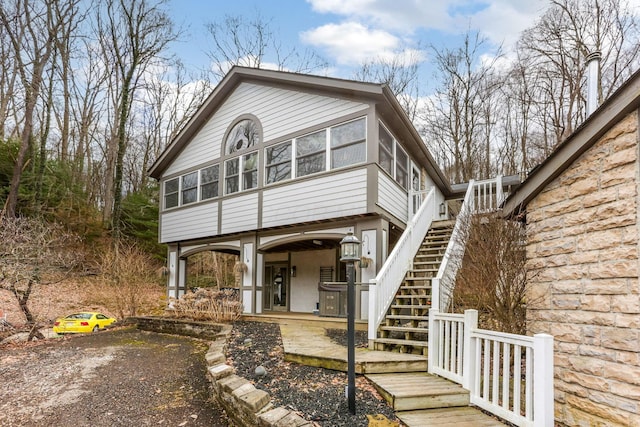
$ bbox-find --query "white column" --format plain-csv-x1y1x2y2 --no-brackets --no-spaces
533,333,555,427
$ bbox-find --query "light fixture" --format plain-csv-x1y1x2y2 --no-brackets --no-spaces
439,202,446,216
340,232,361,262
291,266,297,277
312,239,323,246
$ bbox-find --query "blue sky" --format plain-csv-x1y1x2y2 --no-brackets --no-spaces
167,0,549,79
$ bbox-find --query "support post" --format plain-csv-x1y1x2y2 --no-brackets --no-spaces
346,261,356,415
427,308,438,373
533,333,554,427
462,309,478,390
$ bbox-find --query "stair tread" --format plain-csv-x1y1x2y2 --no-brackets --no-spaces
374,337,428,347
380,325,429,333
386,314,430,320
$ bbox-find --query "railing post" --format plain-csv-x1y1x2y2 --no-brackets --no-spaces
462,309,478,390
431,277,440,312
428,308,438,373
367,279,378,344
533,333,554,427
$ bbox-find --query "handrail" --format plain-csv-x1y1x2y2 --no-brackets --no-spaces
367,187,436,341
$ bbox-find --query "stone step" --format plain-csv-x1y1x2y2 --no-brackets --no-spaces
366,373,469,412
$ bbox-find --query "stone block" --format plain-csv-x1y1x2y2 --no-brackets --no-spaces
580,294,611,312
259,407,291,426
582,186,618,208
579,344,617,362
556,265,587,281
590,261,638,280
208,363,233,381
601,163,636,188
232,382,257,399
584,278,630,295
536,237,576,257
601,327,639,352
218,374,248,393
558,370,609,392
568,355,605,376
532,187,567,207
542,198,583,217
568,178,598,198
603,362,640,386
577,229,621,251
566,394,634,426
238,389,271,412
552,280,583,294
611,381,640,400
552,295,581,311
205,350,226,365
611,295,640,313
615,313,640,328
550,322,583,342
603,147,637,171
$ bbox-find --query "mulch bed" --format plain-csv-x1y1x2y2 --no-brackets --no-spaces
227,321,399,427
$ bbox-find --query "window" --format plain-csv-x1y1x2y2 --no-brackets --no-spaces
243,152,258,190
266,141,292,184
395,147,408,189
331,118,366,169
379,124,393,175
225,158,239,194
181,172,198,204
164,178,179,209
200,165,219,200
225,119,260,154
296,130,326,177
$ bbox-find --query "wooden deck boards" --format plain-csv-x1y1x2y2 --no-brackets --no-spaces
397,407,506,426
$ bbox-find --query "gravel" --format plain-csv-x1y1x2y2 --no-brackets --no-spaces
0,321,399,427
226,321,399,427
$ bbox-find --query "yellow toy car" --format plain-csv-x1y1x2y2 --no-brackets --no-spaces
53,312,117,334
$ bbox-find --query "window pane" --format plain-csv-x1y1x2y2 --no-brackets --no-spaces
266,142,291,164
201,165,219,200
379,124,393,175
267,163,292,183
331,118,365,147
164,192,178,209
332,142,366,169
296,130,326,156
396,147,408,189
243,152,258,190
266,142,292,184
201,183,218,199
201,165,219,184
165,178,178,194
225,158,239,194
182,172,197,189
182,188,197,204
297,152,325,177
225,119,260,154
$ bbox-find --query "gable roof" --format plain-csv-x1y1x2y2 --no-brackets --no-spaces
148,66,452,194
503,68,640,214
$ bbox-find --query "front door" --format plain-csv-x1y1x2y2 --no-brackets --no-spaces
264,263,288,312
411,163,422,215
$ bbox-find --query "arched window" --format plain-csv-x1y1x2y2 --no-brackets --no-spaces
225,118,260,155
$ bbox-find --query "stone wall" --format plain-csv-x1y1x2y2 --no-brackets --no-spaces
526,112,640,426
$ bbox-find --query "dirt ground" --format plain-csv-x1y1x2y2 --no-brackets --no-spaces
0,327,228,427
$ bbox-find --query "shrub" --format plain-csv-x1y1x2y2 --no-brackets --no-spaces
167,288,243,323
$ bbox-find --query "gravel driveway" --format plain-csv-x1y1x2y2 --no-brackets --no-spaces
0,327,228,427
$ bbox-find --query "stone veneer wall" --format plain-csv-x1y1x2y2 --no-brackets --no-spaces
526,112,640,426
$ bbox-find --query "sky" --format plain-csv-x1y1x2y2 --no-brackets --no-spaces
167,0,550,81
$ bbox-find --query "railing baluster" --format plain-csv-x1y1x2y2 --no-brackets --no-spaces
526,346,533,420
483,338,490,399
514,345,522,416
492,340,500,405
503,342,511,411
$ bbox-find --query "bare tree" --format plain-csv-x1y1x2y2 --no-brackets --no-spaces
0,0,79,218
0,216,81,340
422,31,502,183
96,0,177,236
353,49,424,121
204,12,328,81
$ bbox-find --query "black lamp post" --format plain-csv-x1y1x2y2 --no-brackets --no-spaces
340,231,360,415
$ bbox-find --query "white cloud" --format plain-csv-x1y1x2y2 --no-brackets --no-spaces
301,22,404,65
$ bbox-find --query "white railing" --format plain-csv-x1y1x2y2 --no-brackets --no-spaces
473,175,505,212
428,309,554,427
368,187,437,341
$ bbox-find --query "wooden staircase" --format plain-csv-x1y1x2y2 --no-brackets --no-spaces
372,220,454,356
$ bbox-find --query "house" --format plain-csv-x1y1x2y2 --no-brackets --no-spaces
503,68,640,426
148,66,454,319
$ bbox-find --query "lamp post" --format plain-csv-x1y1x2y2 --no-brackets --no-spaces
340,231,360,415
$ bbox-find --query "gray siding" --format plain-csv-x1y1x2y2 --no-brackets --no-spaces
165,82,368,176
262,169,367,228
221,193,259,234
378,171,408,222
160,202,218,243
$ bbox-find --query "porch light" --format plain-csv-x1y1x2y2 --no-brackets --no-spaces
340,232,361,262
439,202,446,216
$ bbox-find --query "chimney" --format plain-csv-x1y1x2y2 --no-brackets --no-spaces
586,51,601,116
